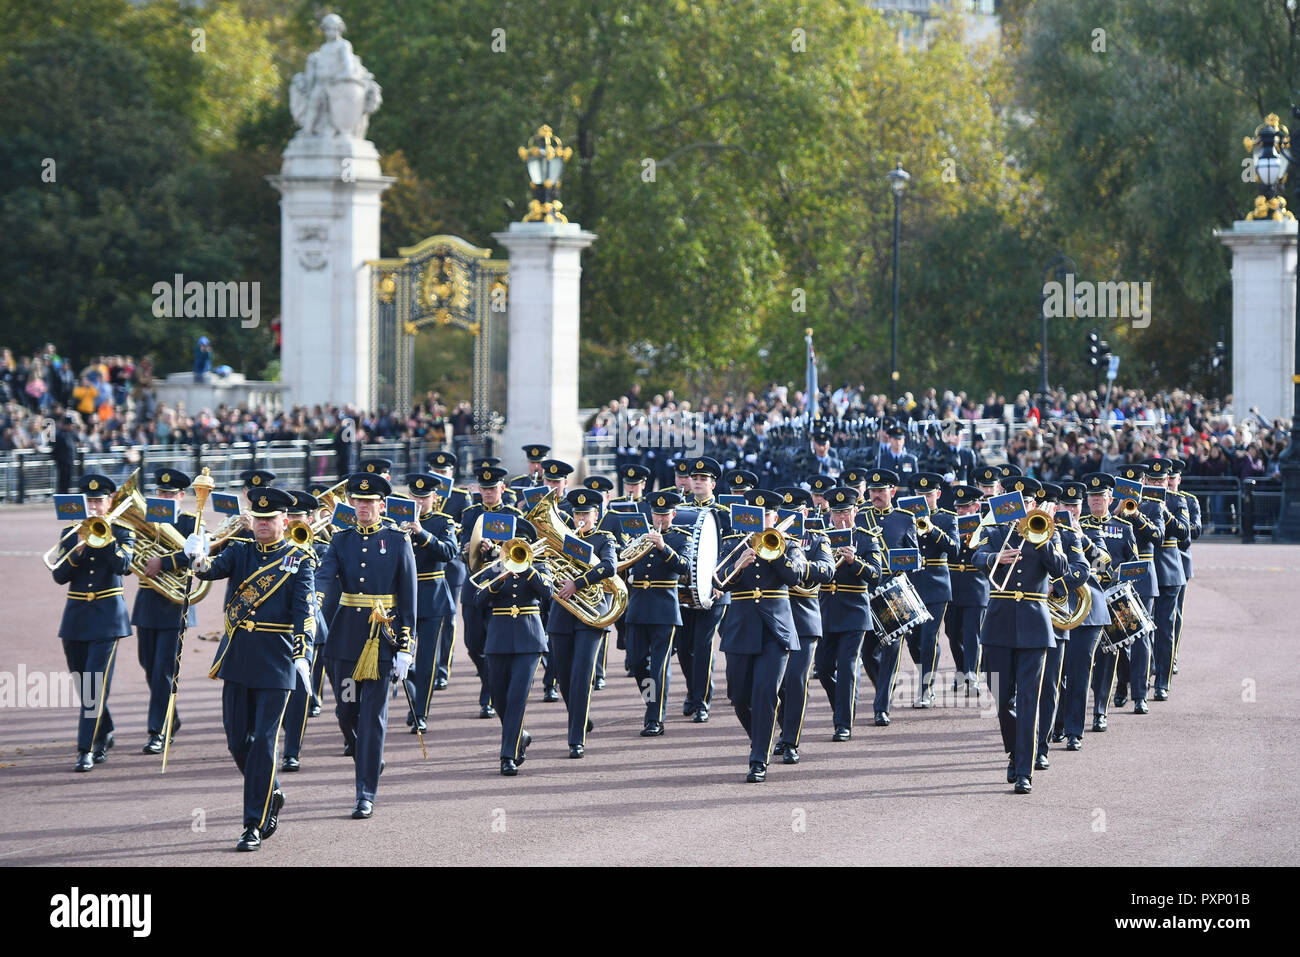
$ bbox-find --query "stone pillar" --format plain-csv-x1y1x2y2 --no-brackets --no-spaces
1214,219,1298,421
490,221,597,475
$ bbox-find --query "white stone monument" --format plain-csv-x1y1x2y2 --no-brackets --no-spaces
491,221,597,475
1214,218,1297,421
268,14,392,410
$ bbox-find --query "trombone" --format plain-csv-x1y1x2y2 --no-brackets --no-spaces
469,537,549,591
44,496,135,571
715,514,796,589
989,512,1056,591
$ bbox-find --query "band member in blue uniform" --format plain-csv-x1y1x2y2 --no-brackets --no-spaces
1142,458,1188,702
812,487,882,743
875,426,917,476
306,482,339,716
427,451,473,690
949,485,990,694
535,458,575,700
1080,473,1140,732
858,470,918,726
189,486,314,850
458,466,524,718
1052,481,1113,751
612,465,654,515
622,491,692,736
474,518,547,775
715,489,806,782
132,467,196,754
316,473,417,819
280,490,327,772
583,474,618,690
402,473,459,734
677,456,731,722
51,473,134,772
547,489,619,757
1166,459,1200,673
1111,464,1164,713
904,472,960,708
972,476,1069,794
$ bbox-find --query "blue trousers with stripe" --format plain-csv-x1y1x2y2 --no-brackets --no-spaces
816,630,864,732
221,682,289,829
551,628,603,747
625,624,675,726
778,634,818,747
488,652,539,760
62,637,120,752
725,629,790,765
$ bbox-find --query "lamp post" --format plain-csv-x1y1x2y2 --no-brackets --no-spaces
1245,110,1300,541
886,161,910,393
517,124,573,223
1038,253,1077,424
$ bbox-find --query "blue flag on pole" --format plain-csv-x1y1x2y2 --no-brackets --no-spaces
805,328,818,419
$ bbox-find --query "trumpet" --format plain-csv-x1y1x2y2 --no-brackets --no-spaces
715,515,796,589
990,512,1055,591
1117,497,1141,519
469,537,549,591
915,514,932,537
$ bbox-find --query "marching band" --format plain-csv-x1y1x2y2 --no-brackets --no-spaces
45,424,1205,850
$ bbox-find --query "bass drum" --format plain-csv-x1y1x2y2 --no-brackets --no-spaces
672,507,719,610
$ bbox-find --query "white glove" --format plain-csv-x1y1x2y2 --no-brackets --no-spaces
392,651,414,682
183,533,205,560
295,658,312,689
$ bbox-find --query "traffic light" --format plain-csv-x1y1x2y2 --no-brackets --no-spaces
1211,340,1226,369
1087,330,1101,366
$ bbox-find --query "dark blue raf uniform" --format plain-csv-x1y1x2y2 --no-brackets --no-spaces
1169,460,1200,670
583,475,619,689
281,491,330,771
131,468,197,753
716,490,807,781
676,457,731,721
875,428,918,477
403,473,460,733
903,474,960,705
535,459,575,698
1080,474,1141,729
948,486,990,691
428,451,473,689
858,473,919,723
972,477,1069,792
458,466,524,717
547,489,619,756
776,490,837,757
814,489,883,740
1143,459,1188,701
51,473,134,770
1110,464,1164,709
317,474,417,817
622,492,692,735
193,487,314,850
474,519,548,774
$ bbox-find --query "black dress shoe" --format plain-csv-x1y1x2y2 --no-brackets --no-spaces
1034,754,1050,771
74,752,93,772
543,688,560,703
1014,775,1032,794
282,755,301,772
1113,694,1128,708
500,757,518,776
343,742,355,757
682,700,696,717
171,717,182,735
874,712,890,727
352,799,374,819
782,747,799,765
433,678,449,690
1153,688,1169,701
1066,736,1082,751
691,710,709,723
1007,756,1016,784
479,705,497,719
516,730,532,764
405,711,415,727
1134,699,1149,714
569,744,585,759
1092,714,1108,732
640,722,664,737
746,762,767,783
262,789,285,839
142,733,164,755
411,717,427,734
832,727,851,742
1171,662,1179,675
1050,728,1066,743
309,703,323,718
586,717,595,733
92,733,114,764
912,693,935,709
592,677,606,691
236,826,261,851
772,741,786,755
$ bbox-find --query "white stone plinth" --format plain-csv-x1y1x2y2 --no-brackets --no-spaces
1214,219,1297,422
267,133,392,410
490,221,597,475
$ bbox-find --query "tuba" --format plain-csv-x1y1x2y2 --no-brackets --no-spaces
525,490,628,629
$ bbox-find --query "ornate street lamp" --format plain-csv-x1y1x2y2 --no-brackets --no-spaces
517,124,573,223
886,161,910,390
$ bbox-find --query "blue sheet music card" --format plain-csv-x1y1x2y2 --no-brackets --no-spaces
428,472,453,496
618,513,649,537
385,497,416,524
989,491,1027,524
518,485,548,511
607,501,639,513
212,492,241,516
897,495,928,515
730,504,764,534
562,535,593,564
957,513,982,536
1115,478,1142,502
1055,509,1072,526
332,503,357,529
1119,561,1149,582
890,548,922,572
54,494,88,521
145,497,178,525
719,494,747,507
805,516,826,532
777,508,804,537
826,527,854,549
482,513,516,543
